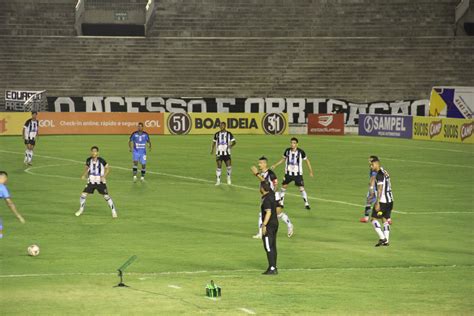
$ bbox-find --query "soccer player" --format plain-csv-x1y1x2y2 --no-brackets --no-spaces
0,171,25,224
210,122,236,185
369,157,394,247
129,122,152,182
23,111,39,166
259,180,279,275
271,137,314,209
360,155,378,223
251,156,293,238
75,146,117,218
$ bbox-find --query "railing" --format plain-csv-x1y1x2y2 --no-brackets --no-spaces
75,0,85,35
145,0,157,36
455,0,470,24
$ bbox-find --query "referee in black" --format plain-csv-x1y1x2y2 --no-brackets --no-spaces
260,181,279,275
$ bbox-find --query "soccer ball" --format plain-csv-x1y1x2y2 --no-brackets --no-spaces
27,245,40,257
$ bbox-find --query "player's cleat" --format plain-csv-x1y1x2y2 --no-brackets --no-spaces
227,178,232,185
262,268,278,275
359,216,369,223
112,211,118,219
215,180,221,186
133,176,137,182
382,241,390,246
252,233,262,239
140,177,145,182
27,162,33,166
305,204,311,210
375,238,388,247
75,208,84,217
287,224,294,238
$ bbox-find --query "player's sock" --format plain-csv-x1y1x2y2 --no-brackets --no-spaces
141,167,146,178
300,189,309,205
132,165,138,176
29,150,34,162
383,222,390,241
226,166,232,178
364,205,371,217
278,212,292,227
24,150,28,163
104,195,116,213
280,187,287,200
80,193,87,210
216,168,221,182
372,220,385,240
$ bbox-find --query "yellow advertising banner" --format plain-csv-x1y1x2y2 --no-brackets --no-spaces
0,112,31,136
413,116,473,143
165,113,288,135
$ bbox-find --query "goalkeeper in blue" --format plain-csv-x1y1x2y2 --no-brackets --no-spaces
128,123,152,182
360,156,378,223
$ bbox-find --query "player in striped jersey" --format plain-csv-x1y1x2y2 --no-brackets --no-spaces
251,157,294,238
271,138,314,210
75,146,118,218
360,155,379,223
23,111,39,166
0,171,26,224
129,123,152,182
369,157,394,247
210,122,236,185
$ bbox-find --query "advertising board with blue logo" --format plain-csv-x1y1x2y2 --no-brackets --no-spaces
359,114,413,139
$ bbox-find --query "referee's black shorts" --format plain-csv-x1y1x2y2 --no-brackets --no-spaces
371,202,393,219
83,183,108,195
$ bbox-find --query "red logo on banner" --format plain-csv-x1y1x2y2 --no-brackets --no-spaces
307,114,344,135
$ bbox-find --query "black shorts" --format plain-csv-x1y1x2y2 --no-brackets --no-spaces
282,174,304,187
24,139,36,146
216,155,231,162
83,183,108,195
371,202,393,219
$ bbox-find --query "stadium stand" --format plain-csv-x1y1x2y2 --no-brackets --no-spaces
0,0,473,107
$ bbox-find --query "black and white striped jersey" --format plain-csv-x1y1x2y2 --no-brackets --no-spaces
213,131,235,156
86,157,108,184
261,169,278,191
283,148,307,176
376,167,394,203
23,119,39,140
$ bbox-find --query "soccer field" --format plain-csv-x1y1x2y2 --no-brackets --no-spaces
0,135,473,315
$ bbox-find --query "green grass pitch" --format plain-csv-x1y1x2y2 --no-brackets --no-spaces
0,135,472,315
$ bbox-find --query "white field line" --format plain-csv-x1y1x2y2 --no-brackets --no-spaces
239,307,256,315
0,264,470,279
168,284,182,289
315,138,474,154
1,150,472,215
381,157,474,169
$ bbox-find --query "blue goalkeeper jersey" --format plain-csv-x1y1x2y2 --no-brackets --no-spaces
130,131,150,153
0,184,10,199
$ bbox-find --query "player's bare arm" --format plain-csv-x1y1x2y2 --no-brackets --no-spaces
251,166,265,181
5,197,25,224
271,157,285,170
128,139,133,152
81,165,89,180
305,159,314,177
368,176,376,201
210,141,216,155
231,139,236,148
102,164,110,182
147,139,152,151
375,183,383,211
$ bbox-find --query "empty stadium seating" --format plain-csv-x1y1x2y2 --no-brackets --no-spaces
0,0,76,36
149,0,458,37
0,36,473,105
0,0,472,107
